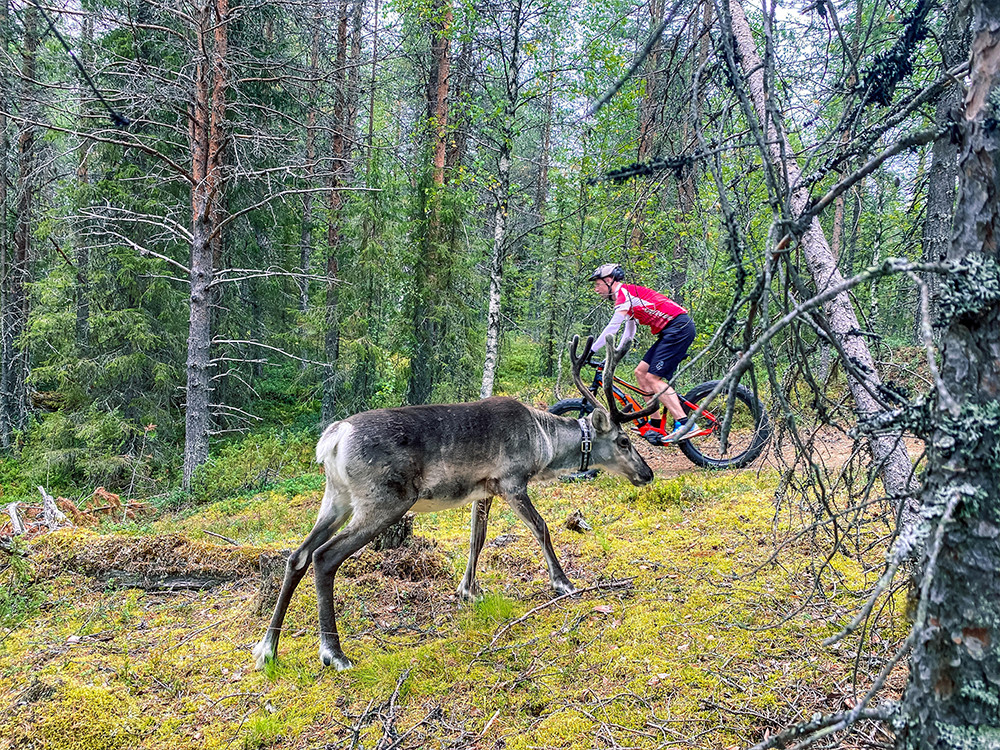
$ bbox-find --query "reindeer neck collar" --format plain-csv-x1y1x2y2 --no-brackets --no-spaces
577,418,593,472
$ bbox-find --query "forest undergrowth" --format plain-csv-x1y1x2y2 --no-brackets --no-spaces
0,463,907,750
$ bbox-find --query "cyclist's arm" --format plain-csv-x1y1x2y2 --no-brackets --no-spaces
592,314,635,353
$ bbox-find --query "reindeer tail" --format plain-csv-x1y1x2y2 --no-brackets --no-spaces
316,421,351,465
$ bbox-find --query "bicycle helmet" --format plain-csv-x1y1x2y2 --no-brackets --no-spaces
588,263,625,282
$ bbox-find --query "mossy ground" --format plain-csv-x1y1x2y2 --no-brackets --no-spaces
0,468,906,750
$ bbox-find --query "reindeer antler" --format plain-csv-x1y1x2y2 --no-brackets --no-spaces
570,335,607,414
569,334,668,424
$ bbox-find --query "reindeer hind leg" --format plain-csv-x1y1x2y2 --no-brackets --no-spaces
457,496,493,601
312,499,410,670
252,489,351,670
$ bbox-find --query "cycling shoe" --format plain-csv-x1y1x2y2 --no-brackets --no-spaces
664,421,700,442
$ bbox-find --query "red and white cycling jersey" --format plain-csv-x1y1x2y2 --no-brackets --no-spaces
593,283,687,352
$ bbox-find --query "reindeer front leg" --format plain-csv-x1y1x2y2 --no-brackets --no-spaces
457,497,493,601
504,487,576,597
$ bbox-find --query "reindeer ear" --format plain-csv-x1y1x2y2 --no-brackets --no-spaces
592,408,614,434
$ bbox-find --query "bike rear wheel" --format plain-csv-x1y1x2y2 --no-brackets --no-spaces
676,381,771,469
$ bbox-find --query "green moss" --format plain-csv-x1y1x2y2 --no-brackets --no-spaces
934,723,1000,750
16,684,153,750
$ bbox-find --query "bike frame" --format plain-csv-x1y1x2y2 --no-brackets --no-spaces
587,363,715,440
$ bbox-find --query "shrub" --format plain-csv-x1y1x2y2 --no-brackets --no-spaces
190,431,316,505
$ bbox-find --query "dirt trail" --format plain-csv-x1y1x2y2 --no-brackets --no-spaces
634,428,925,479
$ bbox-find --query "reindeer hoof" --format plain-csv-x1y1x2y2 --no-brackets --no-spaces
252,639,275,671
320,648,353,671
554,581,578,597
456,582,482,602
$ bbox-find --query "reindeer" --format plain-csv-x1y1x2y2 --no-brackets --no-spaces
253,335,664,671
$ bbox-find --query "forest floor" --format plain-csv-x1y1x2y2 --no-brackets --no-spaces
0,433,916,750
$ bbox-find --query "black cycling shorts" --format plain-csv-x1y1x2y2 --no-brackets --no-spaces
642,314,696,380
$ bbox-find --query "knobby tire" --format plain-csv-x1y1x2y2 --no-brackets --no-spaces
676,381,771,470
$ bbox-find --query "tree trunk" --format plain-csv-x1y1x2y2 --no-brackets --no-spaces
75,14,94,350
480,1,522,399
636,0,663,164
299,1,320,339
408,0,453,405
428,4,451,196
480,145,511,399
672,0,712,300
0,4,38,450
0,3,6,434
914,5,965,344
629,0,664,253
896,2,1000,744
183,0,229,489
539,49,557,377
725,0,917,521
322,0,351,424
352,0,381,411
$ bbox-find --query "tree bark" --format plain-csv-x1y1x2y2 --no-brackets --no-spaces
0,3,6,433
299,1,321,333
183,0,229,488
408,0,453,405
480,0,522,399
895,3,1000,744
429,4,452,195
914,4,965,344
75,13,94,350
540,48,558,377
725,0,917,521
0,4,38,450
672,0,712,300
629,0,665,253
322,0,351,424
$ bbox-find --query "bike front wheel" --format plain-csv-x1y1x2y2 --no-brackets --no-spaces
676,381,771,469
548,398,594,419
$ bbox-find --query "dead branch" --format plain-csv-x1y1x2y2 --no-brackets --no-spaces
6,503,26,536
477,578,635,657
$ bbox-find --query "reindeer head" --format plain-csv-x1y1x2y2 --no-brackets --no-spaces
570,335,659,486
586,406,654,485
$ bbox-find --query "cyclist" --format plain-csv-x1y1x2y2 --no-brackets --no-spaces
588,262,697,443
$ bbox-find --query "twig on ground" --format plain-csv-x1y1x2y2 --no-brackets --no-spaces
204,530,238,545
476,578,634,658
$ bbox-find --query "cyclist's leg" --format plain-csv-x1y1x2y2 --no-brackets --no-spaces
640,316,696,423
636,359,685,420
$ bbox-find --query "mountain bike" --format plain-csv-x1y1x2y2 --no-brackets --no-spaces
549,358,771,470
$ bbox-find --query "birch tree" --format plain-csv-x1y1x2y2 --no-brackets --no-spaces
480,0,527,399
